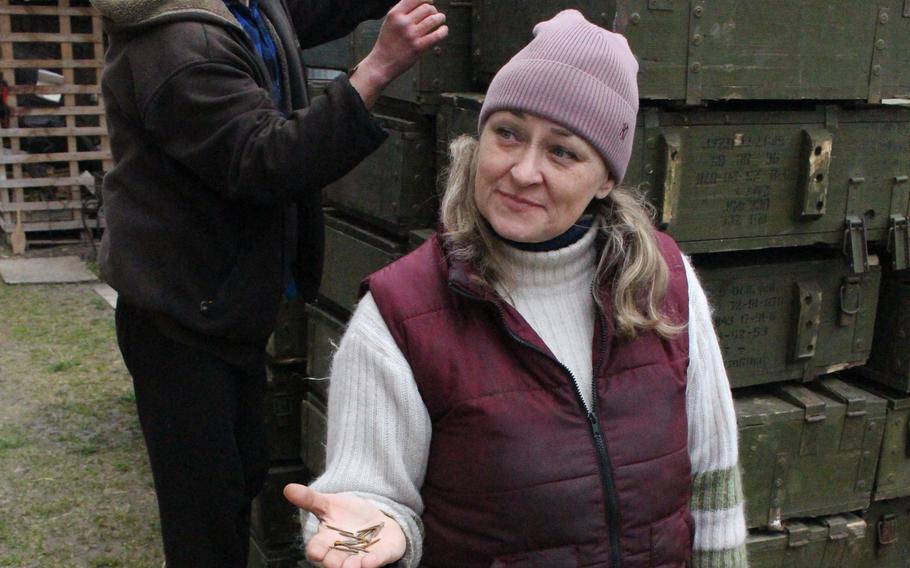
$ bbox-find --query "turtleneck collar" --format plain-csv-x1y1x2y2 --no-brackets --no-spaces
497,219,599,292
498,215,594,252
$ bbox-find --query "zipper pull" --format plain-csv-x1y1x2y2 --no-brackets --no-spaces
588,412,604,442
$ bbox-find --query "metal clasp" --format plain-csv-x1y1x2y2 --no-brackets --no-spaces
844,216,870,273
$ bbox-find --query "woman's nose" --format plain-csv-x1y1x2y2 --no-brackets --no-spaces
510,148,544,187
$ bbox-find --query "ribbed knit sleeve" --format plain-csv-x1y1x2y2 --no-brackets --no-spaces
683,256,749,567
302,292,431,567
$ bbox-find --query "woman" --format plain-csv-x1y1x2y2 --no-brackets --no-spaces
286,10,748,568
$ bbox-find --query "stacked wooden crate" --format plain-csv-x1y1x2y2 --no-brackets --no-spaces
0,0,110,245
263,1,910,566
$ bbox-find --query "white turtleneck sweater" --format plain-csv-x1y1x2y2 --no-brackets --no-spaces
305,225,748,567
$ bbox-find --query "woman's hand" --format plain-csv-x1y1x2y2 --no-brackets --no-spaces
284,483,407,568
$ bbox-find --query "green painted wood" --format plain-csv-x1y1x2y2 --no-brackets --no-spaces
319,214,405,315
263,363,307,463
304,302,344,401
324,112,437,235
867,278,910,393
746,514,866,568
303,34,354,70
696,252,881,387
267,297,308,363
353,0,473,111
736,379,886,530
634,106,910,254
851,381,910,502
855,497,910,567
473,1,910,102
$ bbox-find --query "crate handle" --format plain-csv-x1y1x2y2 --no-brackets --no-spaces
657,132,682,229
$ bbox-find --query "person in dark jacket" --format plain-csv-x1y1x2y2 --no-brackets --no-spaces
284,10,748,568
90,0,447,565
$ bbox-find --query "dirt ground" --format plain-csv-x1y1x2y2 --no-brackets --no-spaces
0,242,163,567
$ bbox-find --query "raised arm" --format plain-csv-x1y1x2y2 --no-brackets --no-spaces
683,256,749,567
285,292,432,567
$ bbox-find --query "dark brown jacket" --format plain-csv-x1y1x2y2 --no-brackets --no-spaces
95,0,393,344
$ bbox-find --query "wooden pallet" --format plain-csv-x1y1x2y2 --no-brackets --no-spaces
0,0,110,238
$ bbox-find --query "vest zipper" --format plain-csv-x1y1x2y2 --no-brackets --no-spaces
449,282,623,568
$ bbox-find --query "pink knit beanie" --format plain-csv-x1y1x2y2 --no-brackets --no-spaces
478,9,639,183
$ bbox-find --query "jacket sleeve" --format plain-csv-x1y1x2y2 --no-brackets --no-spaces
683,256,750,568
141,58,387,205
303,292,430,567
285,0,397,48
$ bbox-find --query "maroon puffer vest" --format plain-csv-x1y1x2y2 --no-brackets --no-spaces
365,232,692,568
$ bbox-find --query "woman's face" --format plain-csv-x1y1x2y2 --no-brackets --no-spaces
474,110,614,243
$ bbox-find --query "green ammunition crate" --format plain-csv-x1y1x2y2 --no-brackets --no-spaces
857,497,910,567
472,1,910,104
853,382,910,502
866,278,910,392
264,363,308,463
746,513,866,568
697,252,881,388
303,34,354,71
300,393,327,477
304,302,344,401
248,537,301,568
267,297,308,364
436,96,910,257
632,106,910,256
319,214,405,315
251,463,307,547
323,113,437,236
736,378,886,530
352,0,473,111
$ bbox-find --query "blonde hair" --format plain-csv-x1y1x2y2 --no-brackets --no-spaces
440,135,684,340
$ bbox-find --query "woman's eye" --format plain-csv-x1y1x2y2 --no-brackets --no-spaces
495,127,516,140
552,146,579,161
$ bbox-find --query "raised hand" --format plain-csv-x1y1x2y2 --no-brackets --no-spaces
349,0,449,108
284,483,407,568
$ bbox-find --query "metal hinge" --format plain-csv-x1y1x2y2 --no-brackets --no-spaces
844,216,870,273
888,215,910,271
793,281,823,360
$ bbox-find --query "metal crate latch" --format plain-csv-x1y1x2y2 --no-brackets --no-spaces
799,128,832,219
839,276,862,328
878,514,897,546
844,216,870,274
889,216,910,271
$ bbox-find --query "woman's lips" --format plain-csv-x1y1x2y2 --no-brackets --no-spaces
496,190,544,211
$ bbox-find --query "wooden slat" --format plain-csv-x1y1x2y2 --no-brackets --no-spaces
0,6,96,17
0,150,110,164
0,218,88,232
3,32,98,43
8,84,101,95
0,176,88,189
1,126,108,137
14,106,105,116
0,200,83,212
1,58,104,69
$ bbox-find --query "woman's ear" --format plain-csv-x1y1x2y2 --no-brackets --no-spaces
595,177,616,200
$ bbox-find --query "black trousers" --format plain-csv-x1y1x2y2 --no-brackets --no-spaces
115,302,268,568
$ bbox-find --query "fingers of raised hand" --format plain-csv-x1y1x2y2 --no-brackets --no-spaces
391,0,435,16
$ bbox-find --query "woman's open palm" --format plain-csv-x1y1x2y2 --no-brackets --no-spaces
284,483,407,568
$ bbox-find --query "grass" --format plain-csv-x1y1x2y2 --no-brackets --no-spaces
0,254,162,567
